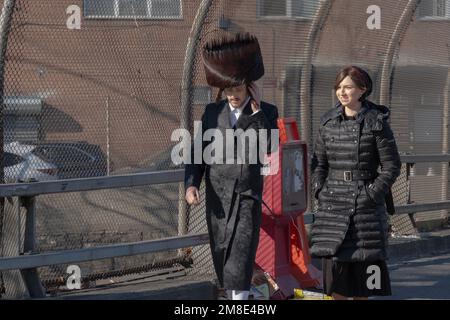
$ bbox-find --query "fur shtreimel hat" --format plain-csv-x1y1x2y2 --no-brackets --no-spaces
202,32,264,88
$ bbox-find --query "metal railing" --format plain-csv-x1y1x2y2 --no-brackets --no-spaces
0,169,210,298
1,154,450,298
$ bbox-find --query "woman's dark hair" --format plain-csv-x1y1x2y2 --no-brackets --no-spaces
334,65,372,101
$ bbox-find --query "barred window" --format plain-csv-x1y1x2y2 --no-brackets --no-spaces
84,0,182,19
418,0,450,19
258,0,319,18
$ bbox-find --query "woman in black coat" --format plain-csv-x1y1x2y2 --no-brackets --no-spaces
185,33,278,300
310,66,401,300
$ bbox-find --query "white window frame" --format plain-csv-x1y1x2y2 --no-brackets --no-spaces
418,0,450,20
257,0,318,20
84,0,183,20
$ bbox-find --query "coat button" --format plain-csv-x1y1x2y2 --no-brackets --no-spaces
352,128,356,132
352,193,356,196
354,140,358,143
328,206,332,210
350,208,354,213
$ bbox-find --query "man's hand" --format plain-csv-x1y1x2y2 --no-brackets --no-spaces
248,82,261,113
185,186,200,205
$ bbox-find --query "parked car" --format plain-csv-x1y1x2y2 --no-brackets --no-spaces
3,141,59,183
29,142,110,179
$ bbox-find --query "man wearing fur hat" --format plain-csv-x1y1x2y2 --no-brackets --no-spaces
185,33,278,300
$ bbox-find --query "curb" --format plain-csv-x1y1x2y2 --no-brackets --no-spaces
388,230,450,262
45,278,217,300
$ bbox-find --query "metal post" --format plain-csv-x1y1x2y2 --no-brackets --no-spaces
177,0,214,243
378,0,421,235
299,0,333,214
19,196,45,298
442,64,450,222
379,0,421,105
0,0,18,297
405,163,418,229
406,163,411,203
300,0,333,145
106,96,111,176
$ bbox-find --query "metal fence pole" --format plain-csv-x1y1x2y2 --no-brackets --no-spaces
442,65,450,223
300,0,333,144
0,0,17,297
379,0,421,105
405,162,418,229
178,0,214,243
19,196,45,298
300,0,333,214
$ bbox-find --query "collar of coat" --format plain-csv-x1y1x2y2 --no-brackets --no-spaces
320,100,391,130
214,98,254,129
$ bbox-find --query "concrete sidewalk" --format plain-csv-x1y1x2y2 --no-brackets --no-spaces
376,252,450,300
387,227,450,262
46,274,217,300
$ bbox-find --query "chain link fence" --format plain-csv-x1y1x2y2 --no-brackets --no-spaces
1,0,450,298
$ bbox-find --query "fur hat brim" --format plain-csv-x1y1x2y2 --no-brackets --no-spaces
202,33,264,88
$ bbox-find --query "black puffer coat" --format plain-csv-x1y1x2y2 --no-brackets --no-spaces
310,100,401,262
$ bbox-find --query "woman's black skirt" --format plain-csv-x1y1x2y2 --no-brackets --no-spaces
322,258,392,297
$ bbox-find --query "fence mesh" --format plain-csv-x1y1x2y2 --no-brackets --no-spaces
0,0,450,298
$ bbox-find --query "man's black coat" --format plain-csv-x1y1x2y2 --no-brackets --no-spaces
185,98,278,290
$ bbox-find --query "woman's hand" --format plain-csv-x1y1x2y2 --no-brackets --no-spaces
248,82,261,113
185,186,200,205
